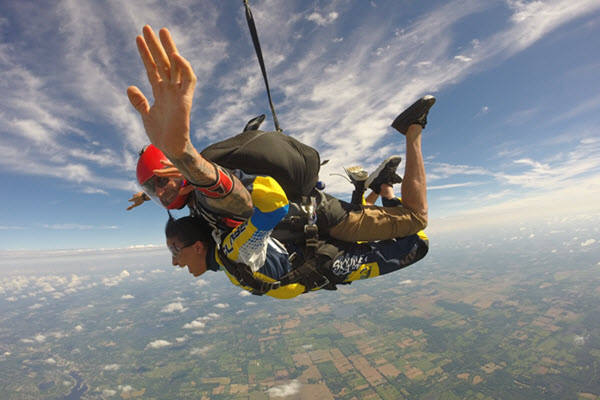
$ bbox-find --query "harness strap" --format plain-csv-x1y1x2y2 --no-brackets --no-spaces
242,0,282,132
217,247,281,296
217,239,345,296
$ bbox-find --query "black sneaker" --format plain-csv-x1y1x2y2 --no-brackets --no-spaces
365,156,402,194
391,95,436,135
243,114,266,132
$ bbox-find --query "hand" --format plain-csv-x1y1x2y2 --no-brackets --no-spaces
127,25,196,159
154,159,183,179
127,191,148,211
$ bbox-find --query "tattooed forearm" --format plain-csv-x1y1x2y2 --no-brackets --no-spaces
205,177,253,216
169,147,253,216
170,151,216,186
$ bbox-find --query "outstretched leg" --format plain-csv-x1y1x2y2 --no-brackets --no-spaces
399,124,427,221
324,96,434,241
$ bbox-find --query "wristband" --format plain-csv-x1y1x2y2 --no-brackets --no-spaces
194,163,234,199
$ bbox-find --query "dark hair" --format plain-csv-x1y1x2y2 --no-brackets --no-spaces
165,214,213,245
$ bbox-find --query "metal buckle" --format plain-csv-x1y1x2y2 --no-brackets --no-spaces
313,276,330,290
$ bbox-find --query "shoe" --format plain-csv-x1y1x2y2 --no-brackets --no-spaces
344,166,368,191
243,114,266,132
365,156,402,194
391,95,436,135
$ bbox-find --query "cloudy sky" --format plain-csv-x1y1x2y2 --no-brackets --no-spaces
1,0,599,251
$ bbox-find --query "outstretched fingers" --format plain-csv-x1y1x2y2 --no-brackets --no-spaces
159,28,181,84
142,25,171,83
173,52,196,91
135,35,160,87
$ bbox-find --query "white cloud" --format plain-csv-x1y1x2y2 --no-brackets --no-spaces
581,239,596,247
193,279,209,287
102,389,117,397
74,325,83,332
266,380,302,398
102,270,130,287
239,290,252,297
146,340,172,349
429,176,600,235
183,313,220,330
429,182,483,190
574,335,587,346
2,276,30,292
190,346,212,356
183,320,206,330
67,274,84,288
45,358,57,365
306,11,338,26
454,55,472,63
103,364,121,371
34,334,47,343
42,223,118,230
161,302,188,313
121,294,134,300
118,385,135,393
214,303,229,309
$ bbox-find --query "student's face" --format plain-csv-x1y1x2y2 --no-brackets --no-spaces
167,237,207,277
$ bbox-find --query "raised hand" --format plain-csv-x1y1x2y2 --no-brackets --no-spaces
154,159,183,179
127,25,196,159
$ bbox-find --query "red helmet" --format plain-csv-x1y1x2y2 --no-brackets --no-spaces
136,144,189,209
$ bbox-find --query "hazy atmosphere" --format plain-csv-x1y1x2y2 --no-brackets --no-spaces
0,1,599,399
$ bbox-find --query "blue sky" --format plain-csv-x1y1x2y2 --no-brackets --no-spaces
0,0,599,252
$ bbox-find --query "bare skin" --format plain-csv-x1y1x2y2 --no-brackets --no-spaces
167,236,209,277
364,191,379,206
127,192,148,210
127,25,252,216
399,124,428,221
365,124,426,220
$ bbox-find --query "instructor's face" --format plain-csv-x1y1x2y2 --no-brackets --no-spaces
167,237,207,277
155,177,180,207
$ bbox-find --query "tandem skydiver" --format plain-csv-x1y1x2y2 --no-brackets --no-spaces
126,26,433,295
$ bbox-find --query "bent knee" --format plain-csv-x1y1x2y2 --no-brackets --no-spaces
409,209,427,232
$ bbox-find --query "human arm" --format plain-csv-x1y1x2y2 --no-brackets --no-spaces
127,25,252,216
126,191,150,211
221,176,289,269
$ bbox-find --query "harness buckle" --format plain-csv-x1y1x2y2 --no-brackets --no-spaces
314,276,331,290
301,196,317,225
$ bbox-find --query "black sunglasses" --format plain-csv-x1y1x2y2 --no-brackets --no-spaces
155,176,170,188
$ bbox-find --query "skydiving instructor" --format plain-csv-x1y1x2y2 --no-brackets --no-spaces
127,25,254,220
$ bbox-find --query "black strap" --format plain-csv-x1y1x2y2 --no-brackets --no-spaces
218,246,281,296
242,0,282,132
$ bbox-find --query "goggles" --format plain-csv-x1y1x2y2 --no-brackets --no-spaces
168,241,195,258
141,175,185,208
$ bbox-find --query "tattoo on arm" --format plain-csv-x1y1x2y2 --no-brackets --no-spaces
170,151,253,216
